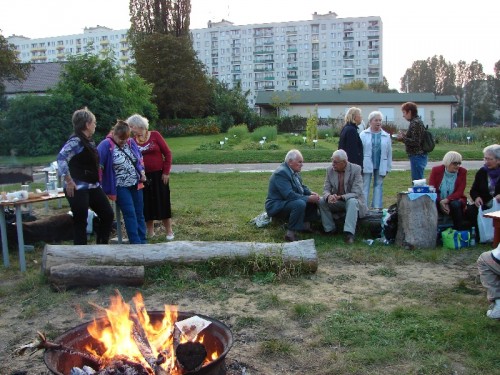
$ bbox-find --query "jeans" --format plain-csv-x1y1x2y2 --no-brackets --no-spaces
64,187,114,245
273,199,319,231
409,154,428,182
363,171,384,209
116,185,147,244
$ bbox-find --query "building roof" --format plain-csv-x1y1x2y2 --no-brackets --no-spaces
255,90,458,106
3,62,66,95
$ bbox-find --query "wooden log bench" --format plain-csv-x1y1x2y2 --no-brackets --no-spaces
42,239,319,276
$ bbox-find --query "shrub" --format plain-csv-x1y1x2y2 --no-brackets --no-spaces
251,126,277,142
228,124,249,143
158,117,220,137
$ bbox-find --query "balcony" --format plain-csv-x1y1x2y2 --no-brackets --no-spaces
287,48,297,52
287,66,298,70
56,45,65,50
368,35,379,40
31,55,47,61
287,74,297,79
100,40,109,45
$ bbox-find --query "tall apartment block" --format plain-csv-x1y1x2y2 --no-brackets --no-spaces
191,12,382,106
7,26,133,72
7,11,382,107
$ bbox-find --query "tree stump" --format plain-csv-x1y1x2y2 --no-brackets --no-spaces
396,193,437,249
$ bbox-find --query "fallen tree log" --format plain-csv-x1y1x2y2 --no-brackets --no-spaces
48,264,144,290
42,240,318,274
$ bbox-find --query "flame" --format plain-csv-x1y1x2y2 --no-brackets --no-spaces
84,292,219,374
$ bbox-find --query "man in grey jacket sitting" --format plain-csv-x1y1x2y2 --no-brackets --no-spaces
319,149,368,244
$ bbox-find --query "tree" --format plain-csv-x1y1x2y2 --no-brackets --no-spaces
2,53,157,156
133,33,210,118
341,80,368,90
129,0,211,119
0,31,31,99
206,78,253,132
369,77,397,93
401,55,455,94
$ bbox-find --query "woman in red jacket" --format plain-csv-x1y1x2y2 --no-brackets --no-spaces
429,151,468,230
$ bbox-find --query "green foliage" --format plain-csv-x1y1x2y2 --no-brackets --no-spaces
2,53,157,156
0,32,31,96
341,80,368,90
278,115,307,133
227,124,249,142
129,0,191,37
306,107,319,142
132,33,210,119
157,117,220,137
251,126,278,142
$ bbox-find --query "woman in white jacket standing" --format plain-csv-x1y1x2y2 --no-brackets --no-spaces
360,111,392,210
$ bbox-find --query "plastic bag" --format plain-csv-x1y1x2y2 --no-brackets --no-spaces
478,200,500,243
250,211,272,228
441,228,470,249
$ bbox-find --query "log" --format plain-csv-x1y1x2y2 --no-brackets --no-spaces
48,264,144,290
42,240,318,274
396,192,438,249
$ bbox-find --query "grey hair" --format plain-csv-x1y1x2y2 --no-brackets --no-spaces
442,151,462,167
126,114,149,130
483,144,500,160
368,110,383,123
332,149,348,161
344,107,361,124
72,107,95,133
285,149,303,163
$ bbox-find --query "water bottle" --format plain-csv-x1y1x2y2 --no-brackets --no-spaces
470,227,476,247
47,171,58,197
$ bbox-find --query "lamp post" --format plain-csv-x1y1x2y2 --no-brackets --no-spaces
462,84,466,128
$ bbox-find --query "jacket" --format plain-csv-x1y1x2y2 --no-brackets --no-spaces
429,165,467,208
360,128,392,176
97,135,145,201
265,162,312,216
338,122,363,167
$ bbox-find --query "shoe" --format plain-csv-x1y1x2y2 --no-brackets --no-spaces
344,233,354,244
166,233,175,241
486,306,500,319
284,233,297,242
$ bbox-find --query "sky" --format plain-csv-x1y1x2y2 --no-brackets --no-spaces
1,0,498,90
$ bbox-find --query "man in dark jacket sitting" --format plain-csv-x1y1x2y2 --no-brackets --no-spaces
265,149,320,242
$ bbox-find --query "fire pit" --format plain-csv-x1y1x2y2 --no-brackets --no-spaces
43,294,233,375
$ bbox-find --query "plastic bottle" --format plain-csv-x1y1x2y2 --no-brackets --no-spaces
47,171,58,197
470,227,476,247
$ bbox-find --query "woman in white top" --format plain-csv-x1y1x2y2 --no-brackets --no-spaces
360,111,392,209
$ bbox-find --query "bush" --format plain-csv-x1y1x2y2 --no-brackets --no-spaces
278,115,306,133
251,126,278,142
157,117,220,137
228,124,249,143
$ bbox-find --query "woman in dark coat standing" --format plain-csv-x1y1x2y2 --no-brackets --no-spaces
338,107,363,168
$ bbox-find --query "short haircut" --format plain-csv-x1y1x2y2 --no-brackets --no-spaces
368,110,383,123
401,102,418,117
285,149,302,163
442,151,462,167
126,114,149,130
72,107,95,133
332,149,348,161
344,107,361,124
483,144,500,160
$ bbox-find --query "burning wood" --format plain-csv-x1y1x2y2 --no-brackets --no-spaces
40,291,227,375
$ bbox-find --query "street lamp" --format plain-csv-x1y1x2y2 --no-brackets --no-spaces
462,84,466,128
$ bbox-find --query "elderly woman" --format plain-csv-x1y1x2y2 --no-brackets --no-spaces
429,151,468,230
338,107,363,168
127,114,174,241
97,120,147,244
57,107,114,245
466,144,500,241
360,111,392,210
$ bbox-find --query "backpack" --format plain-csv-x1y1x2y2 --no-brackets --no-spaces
421,125,435,153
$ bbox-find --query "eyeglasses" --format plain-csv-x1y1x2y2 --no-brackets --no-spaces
451,161,461,166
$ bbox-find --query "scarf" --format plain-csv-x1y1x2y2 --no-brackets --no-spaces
439,169,457,199
482,165,500,195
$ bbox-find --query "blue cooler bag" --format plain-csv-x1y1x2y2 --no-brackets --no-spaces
441,228,471,249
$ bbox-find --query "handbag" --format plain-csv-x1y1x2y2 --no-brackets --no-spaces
441,228,471,249
477,200,500,243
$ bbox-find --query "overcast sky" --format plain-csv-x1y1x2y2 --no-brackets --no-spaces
1,0,498,90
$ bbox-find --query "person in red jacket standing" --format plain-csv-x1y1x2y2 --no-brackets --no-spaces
127,114,174,241
429,151,468,230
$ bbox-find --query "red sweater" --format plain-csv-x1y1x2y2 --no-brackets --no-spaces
428,165,467,207
135,131,172,174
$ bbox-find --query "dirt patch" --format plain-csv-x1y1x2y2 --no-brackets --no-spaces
0,250,483,375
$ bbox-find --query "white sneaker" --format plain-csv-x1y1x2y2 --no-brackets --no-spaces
486,306,500,319
166,233,175,241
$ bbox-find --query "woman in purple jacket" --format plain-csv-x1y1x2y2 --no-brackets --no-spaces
97,120,147,244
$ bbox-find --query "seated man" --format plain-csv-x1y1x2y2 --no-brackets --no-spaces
477,245,500,319
318,149,368,244
265,149,320,242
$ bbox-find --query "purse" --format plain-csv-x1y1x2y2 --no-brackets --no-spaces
441,228,471,249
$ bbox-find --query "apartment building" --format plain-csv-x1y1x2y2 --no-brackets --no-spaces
7,11,382,107
191,11,383,106
7,26,133,72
